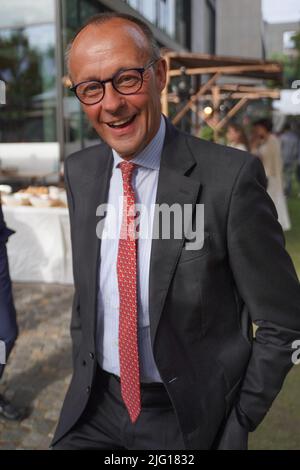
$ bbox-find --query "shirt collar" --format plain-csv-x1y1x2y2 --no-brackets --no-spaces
112,115,166,171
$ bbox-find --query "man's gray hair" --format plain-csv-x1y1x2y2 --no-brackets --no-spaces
65,12,161,74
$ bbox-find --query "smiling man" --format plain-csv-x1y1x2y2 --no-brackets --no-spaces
68,15,165,159
52,13,300,450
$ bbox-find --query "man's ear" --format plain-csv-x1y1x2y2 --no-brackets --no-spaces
63,75,73,88
155,58,168,93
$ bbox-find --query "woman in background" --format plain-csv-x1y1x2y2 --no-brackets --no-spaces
226,122,249,151
251,118,291,232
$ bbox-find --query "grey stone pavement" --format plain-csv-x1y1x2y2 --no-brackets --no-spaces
0,283,74,450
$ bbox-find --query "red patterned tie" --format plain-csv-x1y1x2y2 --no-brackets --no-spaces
117,161,141,423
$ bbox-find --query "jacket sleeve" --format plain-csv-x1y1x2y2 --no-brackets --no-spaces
0,204,15,244
64,158,82,365
0,203,18,363
227,156,300,431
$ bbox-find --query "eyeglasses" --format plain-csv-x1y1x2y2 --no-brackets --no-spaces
70,60,157,105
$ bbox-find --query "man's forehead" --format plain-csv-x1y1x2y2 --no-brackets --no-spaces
72,20,149,54
69,20,151,81
70,43,146,78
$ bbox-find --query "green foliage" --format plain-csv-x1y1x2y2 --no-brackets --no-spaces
0,31,43,107
0,28,57,142
270,30,300,88
199,125,214,141
292,31,300,83
270,52,298,88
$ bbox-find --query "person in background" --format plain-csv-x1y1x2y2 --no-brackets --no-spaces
251,118,291,232
0,202,24,421
226,122,249,151
280,123,299,197
297,143,300,197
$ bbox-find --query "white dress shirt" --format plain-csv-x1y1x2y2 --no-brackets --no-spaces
96,116,166,383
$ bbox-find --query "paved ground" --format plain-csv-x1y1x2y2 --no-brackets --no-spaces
0,283,73,450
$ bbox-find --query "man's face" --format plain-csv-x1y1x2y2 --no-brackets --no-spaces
69,20,167,159
226,126,239,144
253,125,268,144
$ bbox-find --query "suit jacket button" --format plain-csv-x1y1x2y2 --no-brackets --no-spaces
82,360,87,367
86,386,91,394
89,352,95,360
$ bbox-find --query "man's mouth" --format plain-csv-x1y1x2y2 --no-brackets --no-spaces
106,115,137,129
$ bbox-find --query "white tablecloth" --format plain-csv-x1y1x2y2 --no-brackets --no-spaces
3,206,73,284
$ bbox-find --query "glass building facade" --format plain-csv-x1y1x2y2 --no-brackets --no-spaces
0,1,56,144
0,0,191,182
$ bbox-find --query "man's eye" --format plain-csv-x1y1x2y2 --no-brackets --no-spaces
116,74,140,87
82,83,102,95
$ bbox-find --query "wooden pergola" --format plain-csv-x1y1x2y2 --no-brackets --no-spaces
161,51,283,138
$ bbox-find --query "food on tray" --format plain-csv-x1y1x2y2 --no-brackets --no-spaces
0,185,13,195
1,194,31,206
1,186,68,208
17,186,49,196
29,195,58,208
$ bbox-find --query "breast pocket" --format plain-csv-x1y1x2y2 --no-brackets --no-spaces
178,231,211,264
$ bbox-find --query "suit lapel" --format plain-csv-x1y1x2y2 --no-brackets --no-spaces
79,145,113,336
149,120,202,347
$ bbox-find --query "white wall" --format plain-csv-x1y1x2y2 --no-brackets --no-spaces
0,143,60,177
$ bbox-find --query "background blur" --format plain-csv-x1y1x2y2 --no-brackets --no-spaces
0,0,300,450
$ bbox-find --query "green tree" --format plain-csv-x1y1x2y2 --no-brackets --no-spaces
292,31,300,82
269,30,300,88
0,29,45,141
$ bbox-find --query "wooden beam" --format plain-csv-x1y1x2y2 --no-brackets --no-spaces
161,55,170,116
172,73,221,126
228,92,279,100
220,84,280,96
168,64,281,78
212,85,221,111
220,84,264,92
215,97,249,130
194,92,279,101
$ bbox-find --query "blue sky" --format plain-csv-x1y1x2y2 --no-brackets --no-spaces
262,0,300,23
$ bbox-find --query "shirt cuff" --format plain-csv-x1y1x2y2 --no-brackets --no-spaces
0,340,6,364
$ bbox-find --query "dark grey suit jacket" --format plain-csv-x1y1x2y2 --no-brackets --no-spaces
52,118,300,449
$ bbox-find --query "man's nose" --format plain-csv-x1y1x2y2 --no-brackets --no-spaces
101,82,126,113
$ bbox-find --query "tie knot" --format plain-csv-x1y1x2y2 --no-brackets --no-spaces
119,161,137,183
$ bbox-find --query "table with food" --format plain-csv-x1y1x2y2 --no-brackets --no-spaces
0,185,73,284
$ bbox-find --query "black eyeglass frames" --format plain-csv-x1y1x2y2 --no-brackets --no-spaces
70,59,158,105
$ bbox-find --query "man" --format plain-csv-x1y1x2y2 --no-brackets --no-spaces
52,13,300,450
0,202,22,421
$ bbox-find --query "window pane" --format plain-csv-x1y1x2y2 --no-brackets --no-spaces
0,23,57,143
0,0,55,28
62,0,110,153
140,1,156,23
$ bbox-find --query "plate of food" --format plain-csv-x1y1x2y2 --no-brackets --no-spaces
0,185,13,195
1,194,31,206
29,195,57,208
